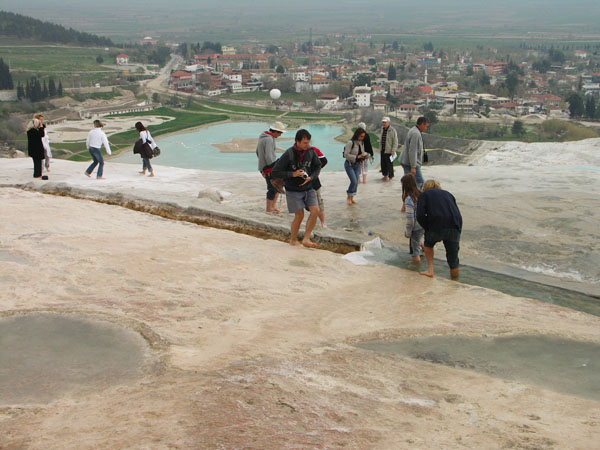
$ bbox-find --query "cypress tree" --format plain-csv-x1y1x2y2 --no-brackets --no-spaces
42,80,49,99
48,78,56,97
0,58,14,89
17,83,24,100
57,81,63,96
33,78,42,102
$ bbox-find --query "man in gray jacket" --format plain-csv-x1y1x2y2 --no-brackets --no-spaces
380,117,398,182
256,121,286,212
400,116,429,189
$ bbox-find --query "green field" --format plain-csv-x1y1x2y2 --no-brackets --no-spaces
199,100,283,116
0,44,121,86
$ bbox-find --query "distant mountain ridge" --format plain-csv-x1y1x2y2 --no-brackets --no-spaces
0,10,114,46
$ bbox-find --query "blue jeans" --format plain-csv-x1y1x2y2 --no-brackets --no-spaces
142,157,153,172
86,147,104,178
401,164,424,190
344,160,361,196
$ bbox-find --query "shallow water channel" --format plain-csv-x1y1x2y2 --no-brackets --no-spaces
356,335,600,401
359,245,600,317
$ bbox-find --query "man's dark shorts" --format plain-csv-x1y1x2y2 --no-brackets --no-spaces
265,173,277,200
424,228,461,269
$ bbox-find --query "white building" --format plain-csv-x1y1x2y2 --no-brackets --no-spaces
316,94,339,110
353,85,372,107
292,71,307,81
116,54,129,65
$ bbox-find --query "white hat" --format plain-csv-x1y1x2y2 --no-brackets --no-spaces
382,117,391,123
270,121,286,133
358,122,367,129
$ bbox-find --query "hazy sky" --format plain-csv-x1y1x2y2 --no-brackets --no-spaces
2,0,599,41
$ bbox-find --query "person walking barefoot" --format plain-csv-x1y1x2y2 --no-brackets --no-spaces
135,122,156,177
84,120,111,179
343,127,368,205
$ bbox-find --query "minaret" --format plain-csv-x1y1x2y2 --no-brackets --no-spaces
424,68,428,84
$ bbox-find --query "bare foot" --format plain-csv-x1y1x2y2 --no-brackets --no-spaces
302,240,317,248
419,271,434,278
138,171,146,175
321,223,327,229
272,208,281,213
290,240,302,247
450,268,460,280
412,256,421,264
96,177,105,180
346,197,353,205
84,172,91,177
351,198,358,204
148,173,154,177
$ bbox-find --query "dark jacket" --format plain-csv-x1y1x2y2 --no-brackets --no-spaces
416,188,463,234
312,147,327,191
133,138,153,159
271,145,321,192
27,126,45,159
363,133,373,156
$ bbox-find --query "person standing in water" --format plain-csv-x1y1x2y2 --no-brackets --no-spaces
271,129,321,248
401,174,424,263
416,180,462,279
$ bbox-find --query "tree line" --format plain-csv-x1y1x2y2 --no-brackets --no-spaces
16,76,63,102
0,10,114,46
0,58,13,90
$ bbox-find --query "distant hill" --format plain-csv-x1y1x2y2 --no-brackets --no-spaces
0,10,114,47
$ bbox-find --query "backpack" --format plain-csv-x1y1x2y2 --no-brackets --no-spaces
343,140,356,158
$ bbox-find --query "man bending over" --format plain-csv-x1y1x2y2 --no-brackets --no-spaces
416,180,463,279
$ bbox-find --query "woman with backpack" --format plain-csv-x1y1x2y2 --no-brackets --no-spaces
343,127,368,205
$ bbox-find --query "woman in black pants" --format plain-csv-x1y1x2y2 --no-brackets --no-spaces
27,118,46,179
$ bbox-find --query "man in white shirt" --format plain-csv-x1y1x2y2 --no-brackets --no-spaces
84,120,111,179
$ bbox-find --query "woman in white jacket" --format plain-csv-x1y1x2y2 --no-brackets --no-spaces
135,121,155,177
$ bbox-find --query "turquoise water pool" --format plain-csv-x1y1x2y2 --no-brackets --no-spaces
112,121,377,172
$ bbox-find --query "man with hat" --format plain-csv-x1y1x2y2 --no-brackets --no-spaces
256,121,286,213
380,117,398,182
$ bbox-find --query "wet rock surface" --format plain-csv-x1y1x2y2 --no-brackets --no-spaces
0,313,150,405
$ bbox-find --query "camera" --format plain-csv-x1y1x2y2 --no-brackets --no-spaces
302,172,308,179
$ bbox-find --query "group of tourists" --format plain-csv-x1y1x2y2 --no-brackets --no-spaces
26,115,157,181
256,117,463,278
26,112,461,279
